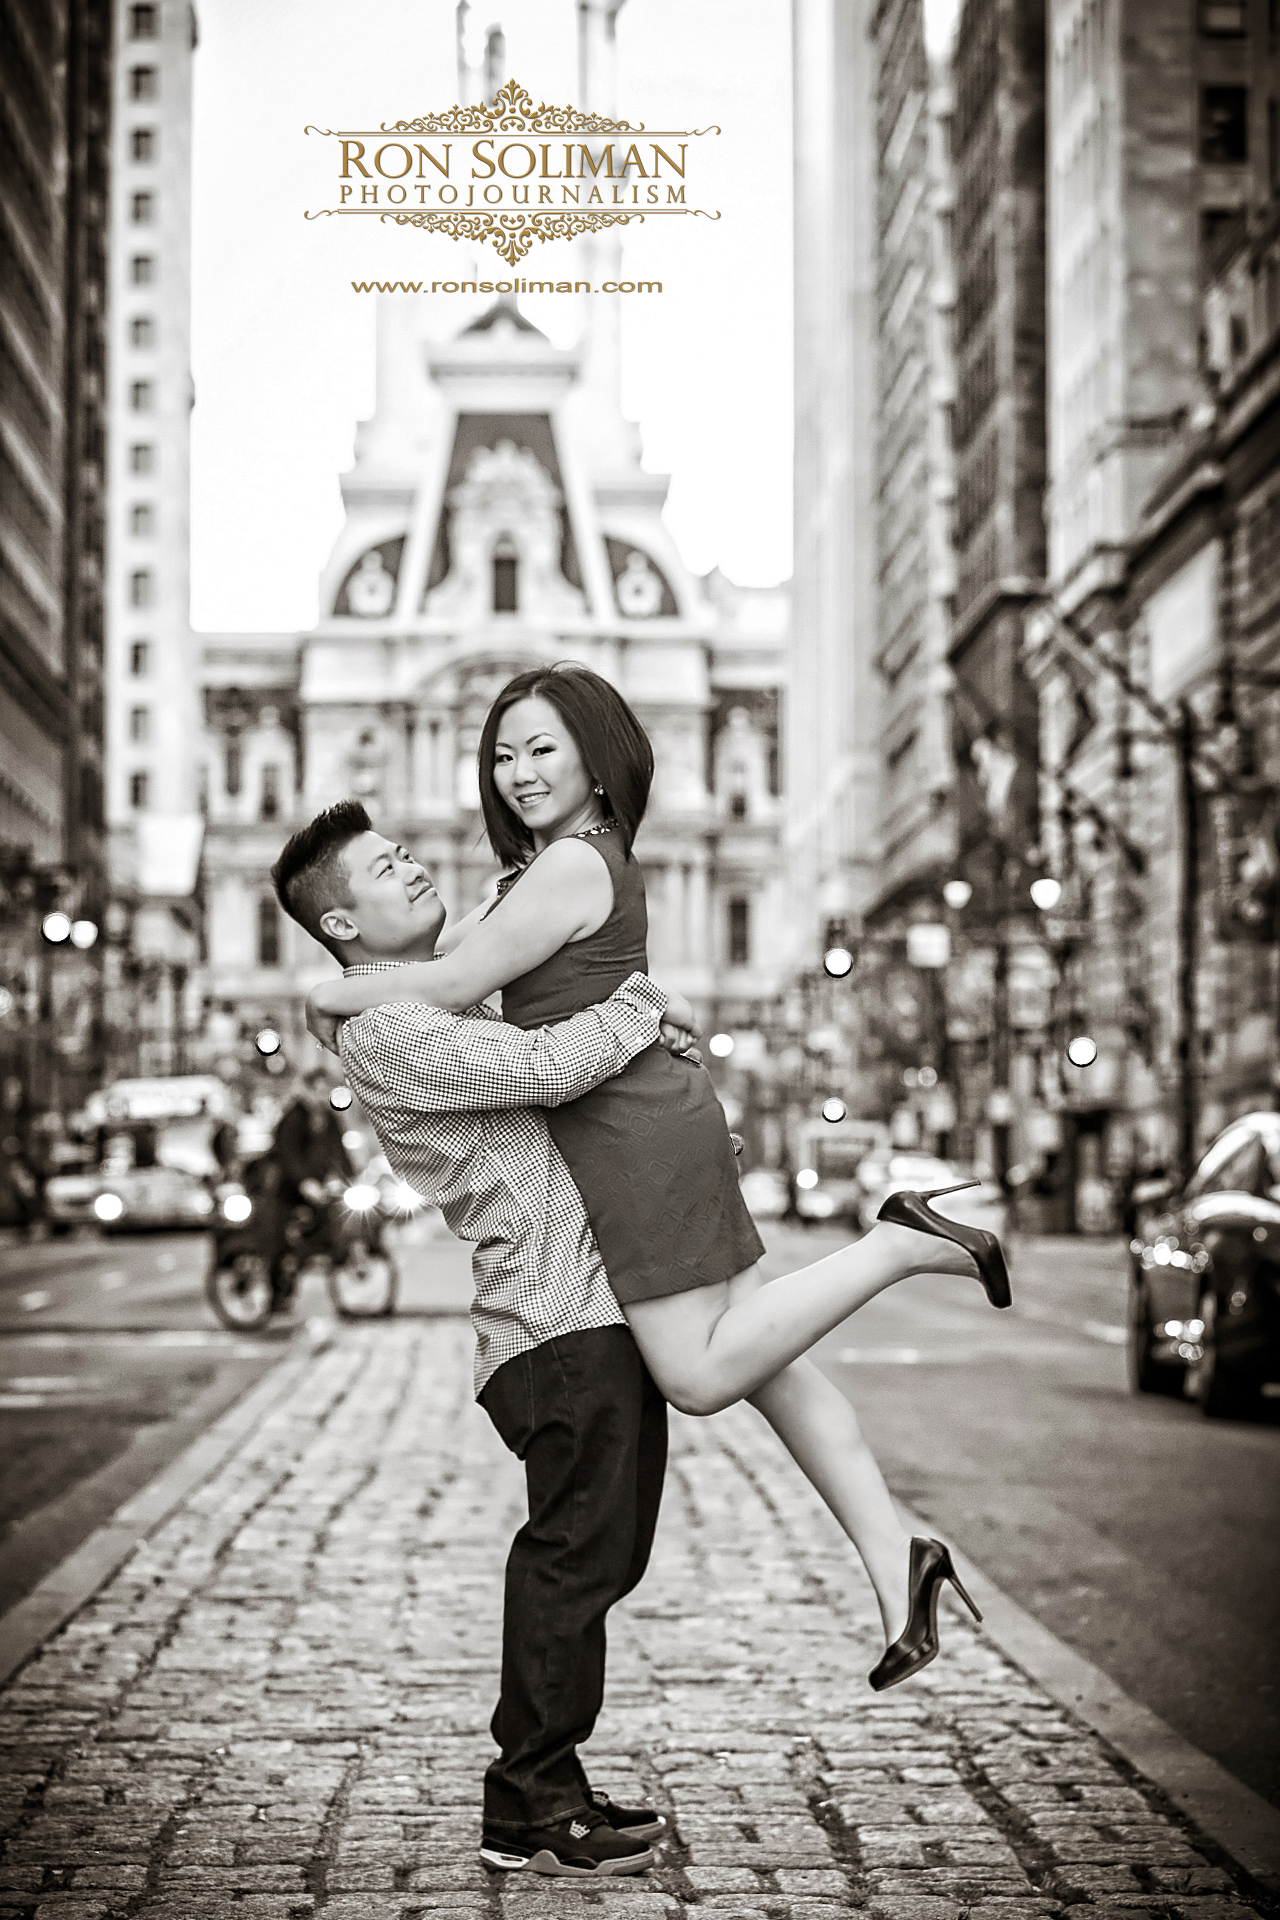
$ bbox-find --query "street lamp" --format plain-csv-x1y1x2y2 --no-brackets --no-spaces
1029,877,1063,911
942,879,973,910
41,911,71,944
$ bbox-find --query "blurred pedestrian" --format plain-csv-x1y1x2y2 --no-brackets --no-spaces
0,1076,44,1238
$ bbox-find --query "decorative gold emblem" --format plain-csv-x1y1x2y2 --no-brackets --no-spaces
386,208,639,265
383,79,645,138
305,78,719,267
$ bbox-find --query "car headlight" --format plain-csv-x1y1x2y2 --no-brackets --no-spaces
94,1192,124,1222
343,1183,379,1212
222,1192,253,1224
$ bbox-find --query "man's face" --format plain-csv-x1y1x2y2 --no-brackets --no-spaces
318,831,445,958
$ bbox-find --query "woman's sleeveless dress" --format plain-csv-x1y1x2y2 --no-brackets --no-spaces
497,827,765,1304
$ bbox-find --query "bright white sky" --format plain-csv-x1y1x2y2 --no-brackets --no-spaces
190,0,961,632
190,0,795,630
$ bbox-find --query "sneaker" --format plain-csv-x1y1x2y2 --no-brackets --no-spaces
590,1786,667,1842
479,1808,655,1878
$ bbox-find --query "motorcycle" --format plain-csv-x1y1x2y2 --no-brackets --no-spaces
206,1161,399,1331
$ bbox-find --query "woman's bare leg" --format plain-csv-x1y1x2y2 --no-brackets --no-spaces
749,1357,912,1642
622,1220,976,1415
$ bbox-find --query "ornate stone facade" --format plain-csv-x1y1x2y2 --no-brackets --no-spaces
198,296,788,1041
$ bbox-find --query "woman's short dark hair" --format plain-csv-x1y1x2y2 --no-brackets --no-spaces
478,663,654,868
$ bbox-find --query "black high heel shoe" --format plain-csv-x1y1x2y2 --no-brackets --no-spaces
876,1181,1012,1309
869,1536,983,1692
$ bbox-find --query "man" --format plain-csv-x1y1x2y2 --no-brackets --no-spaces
271,802,697,1881
272,1066,354,1211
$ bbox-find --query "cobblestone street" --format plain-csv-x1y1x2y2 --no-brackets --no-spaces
0,1320,1271,1920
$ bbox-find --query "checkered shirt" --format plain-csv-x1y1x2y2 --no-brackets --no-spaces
336,967,667,1396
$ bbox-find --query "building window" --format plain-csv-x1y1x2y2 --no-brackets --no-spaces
131,127,156,161
130,315,154,347
129,771,149,809
197,764,209,815
130,380,153,411
1201,206,1246,266
130,443,154,474
131,503,154,536
130,3,158,35
1199,0,1246,28
130,569,153,607
131,254,154,285
492,539,518,612
130,641,150,675
728,897,750,968
260,763,280,822
129,65,157,99
129,706,150,742
257,896,281,968
729,792,748,821
1201,86,1249,163
131,190,155,223
225,737,242,796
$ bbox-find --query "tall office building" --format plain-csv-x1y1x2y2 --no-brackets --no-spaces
103,0,201,1068
946,0,1047,1174
787,0,881,962
0,0,112,1099
869,0,957,920
1020,0,1280,1215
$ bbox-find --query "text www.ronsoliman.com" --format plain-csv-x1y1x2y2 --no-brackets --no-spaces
351,277,663,293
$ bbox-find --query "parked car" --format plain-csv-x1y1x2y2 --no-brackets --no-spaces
851,1152,1007,1240
739,1166,790,1221
45,1164,216,1232
45,1075,238,1233
1128,1110,1280,1418
792,1118,890,1224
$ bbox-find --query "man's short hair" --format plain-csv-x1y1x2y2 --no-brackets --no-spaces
271,800,372,958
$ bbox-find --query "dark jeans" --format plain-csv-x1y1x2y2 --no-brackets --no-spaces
478,1325,668,1830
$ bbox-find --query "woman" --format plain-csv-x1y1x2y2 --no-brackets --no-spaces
309,665,1007,1689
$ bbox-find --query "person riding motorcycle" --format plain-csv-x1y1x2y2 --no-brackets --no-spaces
272,1067,355,1213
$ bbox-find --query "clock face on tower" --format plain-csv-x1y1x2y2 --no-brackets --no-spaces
334,537,405,617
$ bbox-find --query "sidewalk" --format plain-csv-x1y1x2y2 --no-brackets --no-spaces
0,1317,1270,1920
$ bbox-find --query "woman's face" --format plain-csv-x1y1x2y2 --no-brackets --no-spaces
492,694,603,847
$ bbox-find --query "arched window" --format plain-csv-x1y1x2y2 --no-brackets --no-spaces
257,895,281,968
728,897,750,968
492,535,518,613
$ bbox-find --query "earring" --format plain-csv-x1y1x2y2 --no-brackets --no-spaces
593,784,605,796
